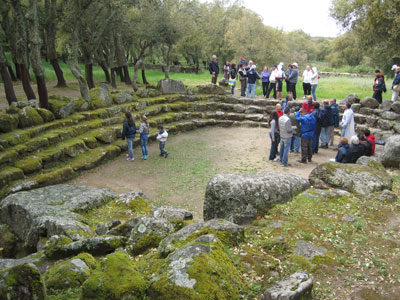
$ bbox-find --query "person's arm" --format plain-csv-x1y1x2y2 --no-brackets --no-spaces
270,121,276,141
122,123,127,140
285,119,293,134
208,62,213,74
335,149,343,163
341,112,349,127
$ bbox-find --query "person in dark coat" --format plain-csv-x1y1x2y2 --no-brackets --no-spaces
320,100,333,148
208,55,219,84
358,133,372,157
372,70,386,104
122,112,137,161
329,98,339,146
349,135,364,163
335,137,352,163
312,102,322,154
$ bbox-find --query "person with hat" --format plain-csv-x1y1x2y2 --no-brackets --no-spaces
266,65,278,99
245,64,260,98
392,64,400,101
287,62,299,99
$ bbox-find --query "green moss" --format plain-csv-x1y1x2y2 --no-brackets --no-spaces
76,253,98,269
44,236,73,259
82,135,98,149
288,255,316,273
81,251,147,300
91,128,117,144
56,138,87,158
0,149,18,165
69,145,120,172
73,98,86,111
18,106,44,128
0,224,17,258
129,234,163,255
0,112,19,133
15,156,42,174
35,167,76,187
25,136,50,152
36,108,55,122
37,147,66,168
1,130,31,146
185,227,244,248
0,166,24,189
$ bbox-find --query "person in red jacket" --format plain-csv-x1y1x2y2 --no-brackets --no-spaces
301,96,315,113
364,129,375,155
275,103,284,118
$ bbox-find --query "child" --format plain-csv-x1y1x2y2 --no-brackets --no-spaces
121,112,136,161
138,115,149,160
156,125,169,158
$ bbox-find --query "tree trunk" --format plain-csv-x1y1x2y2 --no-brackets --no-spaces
7,63,17,81
99,61,111,83
195,59,199,74
111,68,117,89
85,63,95,89
50,59,67,87
108,28,117,89
15,63,21,80
28,0,49,108
141,68,149,84
117,66,124,82
124,65,131,84
131,58,142,92
20,64,36,100
0,47,18,104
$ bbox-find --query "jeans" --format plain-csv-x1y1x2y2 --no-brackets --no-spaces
301,137,313,162
127,138,134,159
231,81,236,95
311,84,317,100
266,82,277,99
269,132,280,160
303,82,311,96
246,83,256,98
320,127,329,146
240,79,247,96
140,136,148,156
262,82,269,96
291,135,300,152
312,130,321,153
341,126,346,137
280,137,292,166
159,142,168,155
392,90,399,101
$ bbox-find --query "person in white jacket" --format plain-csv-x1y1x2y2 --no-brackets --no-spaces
341,103,355,140
311,67,319,100
156,125,169,158
302,65,313,98
266,64,278,99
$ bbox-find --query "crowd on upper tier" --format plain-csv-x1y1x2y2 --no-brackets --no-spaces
209,55,400,103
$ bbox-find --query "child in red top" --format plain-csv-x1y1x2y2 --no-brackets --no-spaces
364,129,375,155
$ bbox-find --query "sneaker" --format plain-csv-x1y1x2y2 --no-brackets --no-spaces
165,153,168,158
282,163,291,167
273,158,279,162
298,160,307,164
126,157,134,161
126,154,129,158
159,153,164,157
144,155,148,160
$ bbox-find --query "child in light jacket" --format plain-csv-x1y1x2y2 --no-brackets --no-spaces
156,125,169,158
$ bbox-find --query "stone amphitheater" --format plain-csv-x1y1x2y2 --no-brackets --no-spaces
0,81,399,300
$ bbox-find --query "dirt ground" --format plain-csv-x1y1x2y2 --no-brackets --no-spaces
71,127,339,219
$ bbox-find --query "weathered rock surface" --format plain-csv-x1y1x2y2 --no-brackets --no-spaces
158,219,244,257
392,101,400,113
309,162,392,196
0,185,116,249
196,84,226,95
300,188,351,199
375,189,398,203
149,206,193,221
0,112,19,133
294,240,328,262
158,79,186,94
0,252,46,272
0,263,46,300
18,106,44,128
356,156,384,170
48,98,75,119
381,111,400,121
0,224,17,258
344,94,360,104
381,135,400,168
360,97,379,109
381,99,393,111
204,173,310,224
113,91,133,104
261,272,313,300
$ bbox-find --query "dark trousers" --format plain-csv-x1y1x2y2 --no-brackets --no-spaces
301,137,313,162
303,82,311,96
312,130,321,154
266,82,277,99
373,90,382,104
211,74,218,84
159,142,168,155
240,79,247,96
289,82,297,99
269,133,280,160
285,80,290,92
262,82,269,97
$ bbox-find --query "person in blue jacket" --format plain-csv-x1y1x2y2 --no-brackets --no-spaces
296,108,316,163
122,112,137,161
246,65,260,98
329,98,339,146
335,137,352,163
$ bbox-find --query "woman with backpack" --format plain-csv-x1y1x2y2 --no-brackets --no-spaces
229,63,237,95
139,115,150,160
373,70,386,104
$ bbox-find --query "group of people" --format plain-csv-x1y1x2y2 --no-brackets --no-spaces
121,113,169,161
209,55,320,101
374,64,400,104
268,96,339,167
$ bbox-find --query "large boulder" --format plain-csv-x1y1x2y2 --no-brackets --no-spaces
18,106,44,128
0,112,19,133
0,185,116,250
158,219,244,257
112,91,133,104
261,272,313,300
344,94,360,104
0,263,46,300
381,99,393,111
196,84,226,95
309,162,392,196
204,173,310,224
0,224,17,258
381,135,400,168
149,206,193,221
81,250,146,300
391,101,400,113
218,77,229,86
148,235,242,300
158,79,186,94
360,97,379,109
48,97,75,119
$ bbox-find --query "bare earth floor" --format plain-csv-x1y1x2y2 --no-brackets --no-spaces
71,127,339,219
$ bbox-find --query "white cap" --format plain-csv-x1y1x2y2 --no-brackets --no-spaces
392,64,398,70
350,135,359,145
251,64,257,70
292,62,298,67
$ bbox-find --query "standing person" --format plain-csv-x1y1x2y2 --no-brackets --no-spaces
311,67,319,101
266,65,278,99
208,55,219,84
238,63,247,97
156,125,169,158
373,70,386,104
329,98,339,146
290,106,301,153
302,95,315,113
237,56,247,69
285,64,292,95
276,64,285,100
287,62,299,99
312,102,322,154
364,129,376,155
296,108,316,163
320,100,333,148
261,66,270,97
223,61,230,81
245,65,260,99
139,115,150,160
335,137,352,163
268,110,280,161
229,63,237,95
121,112,137,161
341,103,355,139
392,64,400,101
302,65,312,98
279,107,296,167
